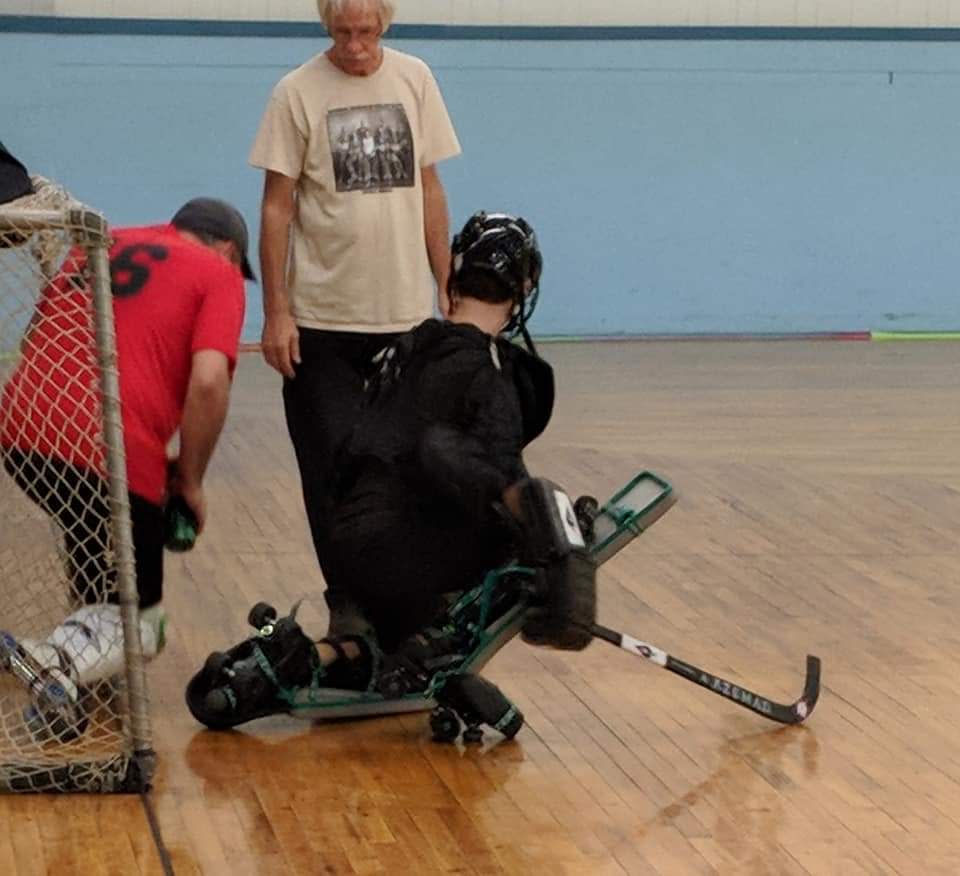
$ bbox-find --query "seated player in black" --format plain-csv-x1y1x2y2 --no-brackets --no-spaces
188,211,595,725
321,211,554,654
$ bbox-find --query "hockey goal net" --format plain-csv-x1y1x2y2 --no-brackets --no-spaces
0,178,153,792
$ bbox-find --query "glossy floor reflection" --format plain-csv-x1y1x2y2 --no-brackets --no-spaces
4,340,960,874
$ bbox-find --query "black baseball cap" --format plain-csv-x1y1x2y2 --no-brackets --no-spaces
0,142,33,205
171,197,256,281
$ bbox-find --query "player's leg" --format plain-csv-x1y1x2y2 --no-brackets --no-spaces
2,448,114,603
281,329,400,630
186,600,381,729
51,491,166,680
322,472,494,652
1,485,167,740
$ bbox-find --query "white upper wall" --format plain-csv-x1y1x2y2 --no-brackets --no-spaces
5,0,960,26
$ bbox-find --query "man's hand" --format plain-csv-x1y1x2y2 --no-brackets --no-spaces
438,286,452,320
178,482,207,535
261,311,301,379
167,459,207,533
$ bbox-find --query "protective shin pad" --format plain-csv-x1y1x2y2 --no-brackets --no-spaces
516,478,596,650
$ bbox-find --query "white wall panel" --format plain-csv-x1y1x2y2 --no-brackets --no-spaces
1,0,959,27
817,0,854,25
0,0,54,12
753,0,798,26
707,0,738,25
851,0,897,26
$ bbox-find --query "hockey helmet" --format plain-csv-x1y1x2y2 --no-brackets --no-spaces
450,211,542,335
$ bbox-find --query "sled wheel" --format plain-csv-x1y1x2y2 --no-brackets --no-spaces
497,705,524,740
247,602,277,631
462,724,484,745
573,495,600,543
430,706,460,743
437,675,521,740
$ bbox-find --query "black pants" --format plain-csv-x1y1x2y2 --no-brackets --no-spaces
3,449,165,608
282,328,400,587
323,465,511,652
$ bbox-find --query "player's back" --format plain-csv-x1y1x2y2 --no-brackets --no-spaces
109,224,244,501
1,223,244,502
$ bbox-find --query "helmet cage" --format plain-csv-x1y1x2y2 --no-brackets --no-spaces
450,211,542,336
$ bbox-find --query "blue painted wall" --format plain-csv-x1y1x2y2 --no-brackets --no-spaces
4,31,960,339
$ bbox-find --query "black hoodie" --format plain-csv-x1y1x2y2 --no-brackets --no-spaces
341,318,554,522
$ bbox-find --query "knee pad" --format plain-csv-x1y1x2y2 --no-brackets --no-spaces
512,479,596,651
186,607,321,729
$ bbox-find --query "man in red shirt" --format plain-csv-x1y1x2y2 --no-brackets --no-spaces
0,197,249,736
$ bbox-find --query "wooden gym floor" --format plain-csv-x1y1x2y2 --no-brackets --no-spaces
3,338,960,875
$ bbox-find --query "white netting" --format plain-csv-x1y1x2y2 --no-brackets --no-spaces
0,178,150,793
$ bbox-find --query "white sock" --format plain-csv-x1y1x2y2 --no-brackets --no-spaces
37,603,167,690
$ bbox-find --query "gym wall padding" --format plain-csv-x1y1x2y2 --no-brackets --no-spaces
3,29,960,340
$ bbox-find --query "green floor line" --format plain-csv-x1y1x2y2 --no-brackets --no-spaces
871,331,960,341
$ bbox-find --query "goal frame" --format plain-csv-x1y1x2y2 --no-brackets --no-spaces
0,192,154,792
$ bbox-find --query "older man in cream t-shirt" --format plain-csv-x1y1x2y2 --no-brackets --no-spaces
249,0,461,631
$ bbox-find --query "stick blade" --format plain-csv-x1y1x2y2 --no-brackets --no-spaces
788,654,821,724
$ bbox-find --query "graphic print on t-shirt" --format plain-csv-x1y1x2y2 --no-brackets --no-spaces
328,104,414,193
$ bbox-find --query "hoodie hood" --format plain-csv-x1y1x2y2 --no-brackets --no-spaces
401,320,554,446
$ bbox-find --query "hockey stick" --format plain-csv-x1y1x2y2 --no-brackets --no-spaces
592,624,820,725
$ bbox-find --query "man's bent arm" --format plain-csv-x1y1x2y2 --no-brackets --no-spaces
259,170,300,377
176,349,232,528
422,164,452,317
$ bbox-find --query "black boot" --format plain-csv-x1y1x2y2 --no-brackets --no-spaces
185,605,321,730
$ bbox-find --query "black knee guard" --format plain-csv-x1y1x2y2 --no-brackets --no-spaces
186,605,321,730
512,478,597,651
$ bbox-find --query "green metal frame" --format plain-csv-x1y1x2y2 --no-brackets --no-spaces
284,471,674,719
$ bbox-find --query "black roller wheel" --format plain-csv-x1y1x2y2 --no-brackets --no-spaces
437,675,522,740
497,704,524,740
462,725,484,745
573,495,600,544
430,706,460,743
247,602,277,631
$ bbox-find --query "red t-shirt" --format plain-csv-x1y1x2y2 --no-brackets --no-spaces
1,224,246,504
